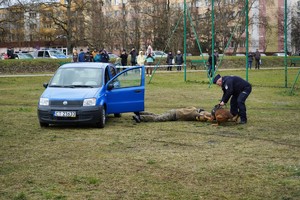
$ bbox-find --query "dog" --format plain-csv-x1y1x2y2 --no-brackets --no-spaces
209,104,239,126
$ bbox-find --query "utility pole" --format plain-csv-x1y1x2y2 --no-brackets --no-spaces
284,0,287,88
211,0,215,78
184,0,187,81
122,1,127,50
245,0,249,81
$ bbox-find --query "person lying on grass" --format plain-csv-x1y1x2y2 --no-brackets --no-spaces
132,107,211,123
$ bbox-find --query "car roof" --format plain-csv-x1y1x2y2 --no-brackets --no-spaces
60,62,111,69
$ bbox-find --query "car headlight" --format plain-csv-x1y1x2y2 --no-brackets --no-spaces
83,98,96,106
39,98,49,106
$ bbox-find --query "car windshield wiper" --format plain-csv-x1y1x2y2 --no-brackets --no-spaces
49,85,64,87
65,85,95,88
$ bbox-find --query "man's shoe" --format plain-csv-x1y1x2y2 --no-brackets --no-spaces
132,115,141,123
198,108,205,113
239,120,247,124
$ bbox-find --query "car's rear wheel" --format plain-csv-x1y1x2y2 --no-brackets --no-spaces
96,106,106,128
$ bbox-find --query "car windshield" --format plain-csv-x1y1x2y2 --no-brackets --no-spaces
19,53,33,59
49,67,103,87
154,51,164,55
49,50,65,56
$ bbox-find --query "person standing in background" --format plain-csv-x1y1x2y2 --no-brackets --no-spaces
130,47,137,66
137,51,145,66
254,49,261,69
72,49,78,62
7,47,14,59
166,51,174,71
175,50,183,71
145,52,155,77
120,49,128,71
78,49,85,62
248,52,253,69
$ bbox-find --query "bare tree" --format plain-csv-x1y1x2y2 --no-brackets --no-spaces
291,16,300,54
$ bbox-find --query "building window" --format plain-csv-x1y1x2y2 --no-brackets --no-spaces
30,24,37,29
114,0,119,5
29,12,36,18
44,24,52,28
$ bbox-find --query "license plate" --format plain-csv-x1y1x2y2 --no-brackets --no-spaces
54,111,76,117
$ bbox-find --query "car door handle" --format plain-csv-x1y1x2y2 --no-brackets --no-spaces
134,89,142,93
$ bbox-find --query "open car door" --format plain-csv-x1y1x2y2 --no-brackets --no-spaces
105,66,145,114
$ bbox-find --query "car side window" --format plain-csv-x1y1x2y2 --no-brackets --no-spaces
105,68,110,84
112,68,142,89
37,51,44,57
45,51,50,57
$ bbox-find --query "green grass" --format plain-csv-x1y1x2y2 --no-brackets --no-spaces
0,69,300,199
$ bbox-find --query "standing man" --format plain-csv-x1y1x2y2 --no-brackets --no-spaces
248,52,253,69
175,50,183,71
166,51,174,71
254,49,261,69
7,47,14,59
100,49,109,63
213,74,252,124
130,47,137,66
78,49,85,62
120,49,128,71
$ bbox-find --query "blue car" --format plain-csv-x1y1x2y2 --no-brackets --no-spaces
38,63,145,128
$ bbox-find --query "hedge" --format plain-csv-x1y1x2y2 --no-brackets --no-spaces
0,56,295,74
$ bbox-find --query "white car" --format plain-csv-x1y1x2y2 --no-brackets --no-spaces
152,51,167,58
108,53,119,59
33,49,67,59
235,53,246,56
273,53,288,56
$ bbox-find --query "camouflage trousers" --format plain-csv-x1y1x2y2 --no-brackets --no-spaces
139,110,177,122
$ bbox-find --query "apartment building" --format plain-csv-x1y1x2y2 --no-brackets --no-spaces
0,0,299,55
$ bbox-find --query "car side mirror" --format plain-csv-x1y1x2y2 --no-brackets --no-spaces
43,83,48,88
107,83,114,90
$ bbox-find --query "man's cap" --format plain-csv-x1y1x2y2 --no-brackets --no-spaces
213,74,221,84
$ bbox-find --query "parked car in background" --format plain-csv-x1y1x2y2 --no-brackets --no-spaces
108,53,119,59
0,53,9,60
14,53,34,59
201,53,209,57
235,53,246,56
183,53,193,56
273,53,288,56
33,49,67,59
260,53,267,56
37,62,145,128
152,51,167,57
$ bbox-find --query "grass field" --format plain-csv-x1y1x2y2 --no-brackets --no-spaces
0,68,300,200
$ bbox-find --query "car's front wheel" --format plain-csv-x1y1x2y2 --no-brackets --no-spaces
96,106,106,128
40,122,49,127
114,113,121,117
